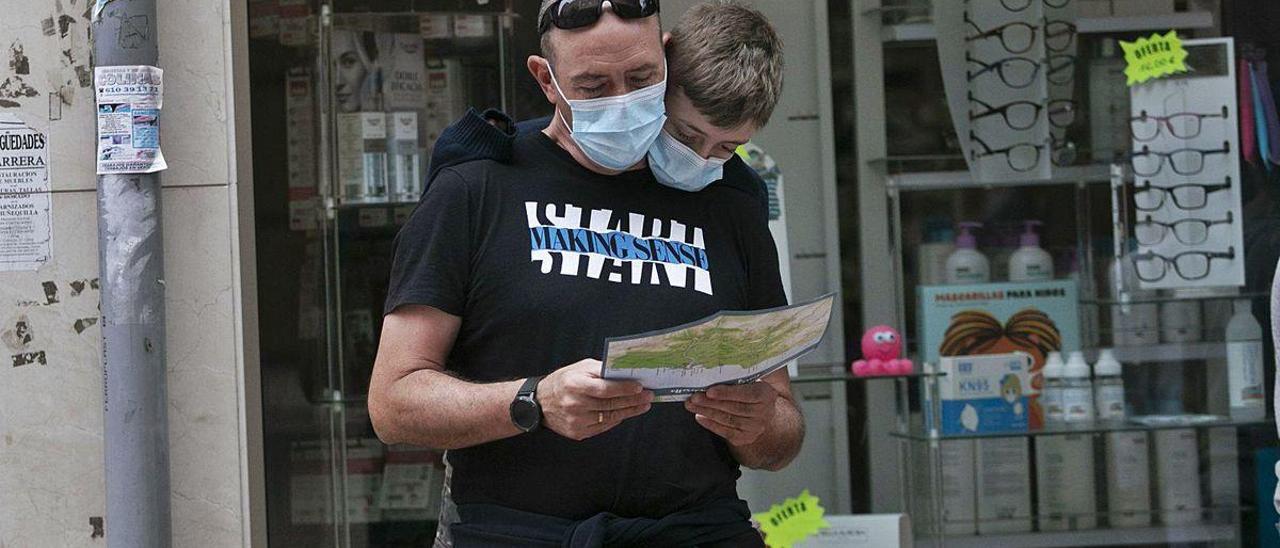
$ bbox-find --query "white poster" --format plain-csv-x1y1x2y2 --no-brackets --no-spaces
0,117,52,271
381,33,427,111
95,65,166,175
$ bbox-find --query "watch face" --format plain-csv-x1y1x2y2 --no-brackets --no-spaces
510,395,540,432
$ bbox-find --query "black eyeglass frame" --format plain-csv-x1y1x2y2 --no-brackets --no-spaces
1129,106,1230,142
969,94,1077,130
1130,248,1236,282
1134,211,1235,246
1130,142,1232,177
539,0,661,34
1132,178,1233,211
967,53,1076,89
965,16,1039,54
970,133,1046,172
996,0,1072,11
1043,19,1077,53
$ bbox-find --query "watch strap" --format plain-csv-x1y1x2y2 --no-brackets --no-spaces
518,375,545,399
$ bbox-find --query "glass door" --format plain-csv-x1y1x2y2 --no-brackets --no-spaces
251,0,534,545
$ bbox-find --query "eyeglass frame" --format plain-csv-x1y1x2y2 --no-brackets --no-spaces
1044,19,1077,52
973,0,1073,12
1130,248,1236,282
969,93,1077,130
1134,211,1234,246
1132,177,1233,211
1130,141,1232,177
970,132,1046,172
963,17,1077,55
1130,106,1230,142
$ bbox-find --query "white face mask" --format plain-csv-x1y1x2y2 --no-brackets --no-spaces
648,129,729,192
548,62,668,171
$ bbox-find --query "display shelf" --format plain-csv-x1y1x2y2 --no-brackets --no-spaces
891,416,1271,441
925,523,1237,548
1108,341,1229,363
1080,291,1270,306
883,164,1111,192
791,371,940,385
880,11,1216,43
335,199,422,209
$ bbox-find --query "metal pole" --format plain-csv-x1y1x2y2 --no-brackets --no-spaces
92,1,171,546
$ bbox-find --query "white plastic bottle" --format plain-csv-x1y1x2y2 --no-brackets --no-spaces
1061,351,1095,424
945,222,991,284
1154,429,1203,525
1041,352,1066,425
1105,431,1152,528
1160,295,1202,344
1009,220,1055,282
1093,349,1125,423
918,218,955,286
1225,299,1266,420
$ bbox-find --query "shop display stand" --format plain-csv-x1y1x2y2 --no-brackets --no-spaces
852,2,1268,546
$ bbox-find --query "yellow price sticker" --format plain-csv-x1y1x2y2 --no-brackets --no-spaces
1121,30,1190,86
753,490,830,548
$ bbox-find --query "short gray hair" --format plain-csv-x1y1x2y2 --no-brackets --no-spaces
669,0,784,129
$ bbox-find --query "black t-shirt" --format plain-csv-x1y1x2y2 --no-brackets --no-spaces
385,131,787,520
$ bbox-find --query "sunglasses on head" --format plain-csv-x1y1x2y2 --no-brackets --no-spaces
539,0,661,34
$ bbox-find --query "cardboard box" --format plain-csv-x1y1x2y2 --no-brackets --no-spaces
918,280,1080,429
938,353,1033,435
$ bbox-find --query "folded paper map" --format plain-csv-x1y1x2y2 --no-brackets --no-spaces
602,294,835,401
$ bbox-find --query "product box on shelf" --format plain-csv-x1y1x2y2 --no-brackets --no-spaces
918,280,1081,429
337,112,389,203
936,353,1034,435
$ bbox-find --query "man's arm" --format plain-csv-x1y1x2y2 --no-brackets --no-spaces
369,305,523,449
684,369,804,471
369,305,654,450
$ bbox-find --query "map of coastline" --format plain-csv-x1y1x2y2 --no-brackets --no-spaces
602,295,834,399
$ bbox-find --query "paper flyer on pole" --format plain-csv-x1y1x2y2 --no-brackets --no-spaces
602,294,835,402
95,65,166,175
0,117,51,271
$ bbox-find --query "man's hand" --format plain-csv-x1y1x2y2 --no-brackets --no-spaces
684,382,780,447
537,359,654,441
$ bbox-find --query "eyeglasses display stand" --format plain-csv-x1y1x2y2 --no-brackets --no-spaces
936,0,1080,183
1125,38,1245,290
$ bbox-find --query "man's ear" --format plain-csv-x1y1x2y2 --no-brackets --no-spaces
528,55,558,105
663,31,672,47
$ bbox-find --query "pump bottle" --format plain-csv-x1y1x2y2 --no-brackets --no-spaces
1009,220,1055,282
945,222,990,284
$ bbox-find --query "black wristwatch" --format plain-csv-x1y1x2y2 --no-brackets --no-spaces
509,375,546,433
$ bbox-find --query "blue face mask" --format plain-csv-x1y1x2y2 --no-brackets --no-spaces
549,63,668,171
648,129,729,192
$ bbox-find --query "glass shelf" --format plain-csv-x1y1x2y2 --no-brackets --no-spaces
1108,342,1229,363
1080,291,1271,306
926,521,1240,548
791,372,940,385
880,163,1112,192
891,416,1272,442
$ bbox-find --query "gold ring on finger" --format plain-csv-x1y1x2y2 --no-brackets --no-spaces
597,411,604,424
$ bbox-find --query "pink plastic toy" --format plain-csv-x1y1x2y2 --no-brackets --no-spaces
851,325,914,377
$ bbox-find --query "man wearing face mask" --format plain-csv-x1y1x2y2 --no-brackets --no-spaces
370,1,800,546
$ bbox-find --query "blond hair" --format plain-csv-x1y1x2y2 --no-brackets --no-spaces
669,0,784,129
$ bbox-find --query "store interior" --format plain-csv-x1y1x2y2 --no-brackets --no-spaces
245,0,1280,546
